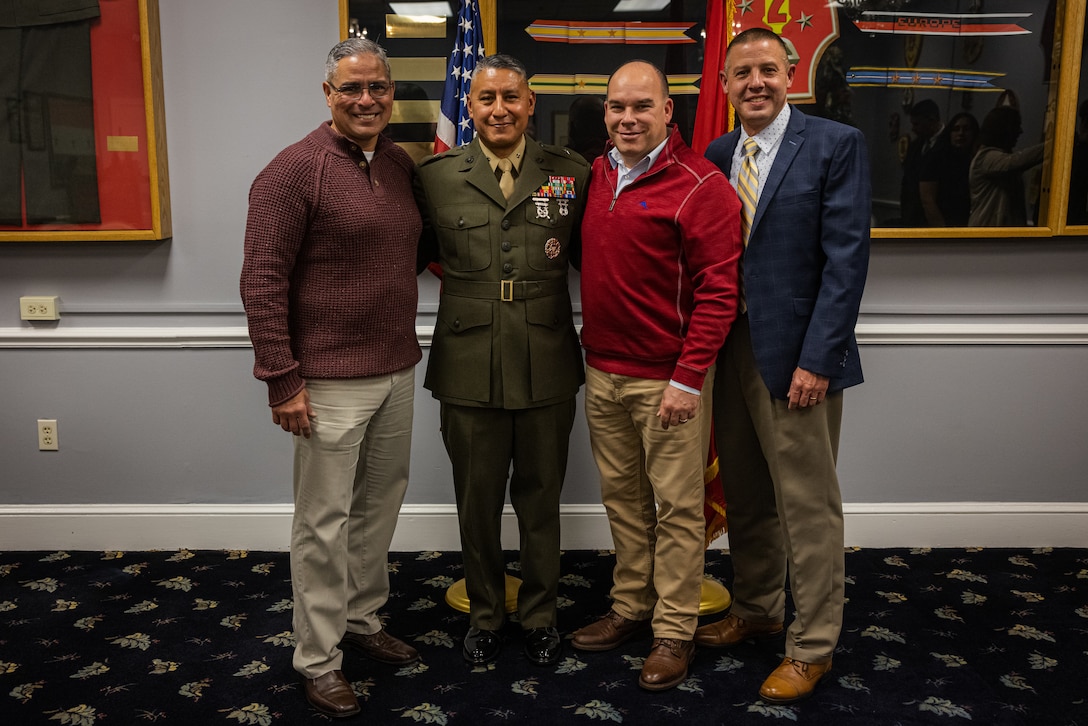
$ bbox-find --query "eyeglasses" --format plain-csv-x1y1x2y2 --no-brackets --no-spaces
328,81,392,101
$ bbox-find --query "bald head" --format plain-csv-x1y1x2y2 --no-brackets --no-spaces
605,60,674,167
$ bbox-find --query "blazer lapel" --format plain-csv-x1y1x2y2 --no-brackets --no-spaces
750,107,805,235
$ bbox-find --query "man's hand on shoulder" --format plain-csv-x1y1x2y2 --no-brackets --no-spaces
272,387,316,438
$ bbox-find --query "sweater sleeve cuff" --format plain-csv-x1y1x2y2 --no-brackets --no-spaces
670,366,706,392
266,371,306,407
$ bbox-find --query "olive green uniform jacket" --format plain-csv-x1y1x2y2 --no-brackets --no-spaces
416,136,590,409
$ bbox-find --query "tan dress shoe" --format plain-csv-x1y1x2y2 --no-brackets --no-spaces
341,628,420,665
693,613,784,648
759,657,832,704
638,638,695,691
303,669,360,718
572,609,651,651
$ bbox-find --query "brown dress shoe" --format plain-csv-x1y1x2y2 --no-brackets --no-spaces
341,628,420,665
694,613,784,648
759,657,832,704
638,638,695,691
572,609,652,651
303,670,360,718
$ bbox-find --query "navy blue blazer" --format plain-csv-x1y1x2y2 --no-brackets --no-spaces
705,107,870,399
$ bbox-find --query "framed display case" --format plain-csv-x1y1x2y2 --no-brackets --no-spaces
344,0,1085,238
1056,0,1088,235
0,0,170,242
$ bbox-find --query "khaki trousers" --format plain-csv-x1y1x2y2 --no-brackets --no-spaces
584,365,712,640
290,369,415,678
714,316,844,664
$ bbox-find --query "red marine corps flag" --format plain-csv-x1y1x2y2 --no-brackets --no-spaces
731,0,840,103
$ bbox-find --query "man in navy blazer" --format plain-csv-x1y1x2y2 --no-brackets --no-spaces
694,28,870,704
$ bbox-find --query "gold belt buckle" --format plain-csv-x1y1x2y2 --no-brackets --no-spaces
501,280,514,302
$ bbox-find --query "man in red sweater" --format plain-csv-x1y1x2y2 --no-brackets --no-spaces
241,39,421,718
572,60,742,691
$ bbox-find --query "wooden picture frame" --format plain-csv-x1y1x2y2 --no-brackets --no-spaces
0,0,170,242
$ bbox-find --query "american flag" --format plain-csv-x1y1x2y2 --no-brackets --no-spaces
433,0,485,153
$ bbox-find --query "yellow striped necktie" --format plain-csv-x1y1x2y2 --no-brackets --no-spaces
738,137,759,245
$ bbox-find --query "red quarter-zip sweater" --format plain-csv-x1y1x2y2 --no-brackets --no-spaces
579,129,742,391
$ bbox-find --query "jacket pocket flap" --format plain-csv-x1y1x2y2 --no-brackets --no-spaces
525,296,572,329
437,296,492,332
436,205,489,230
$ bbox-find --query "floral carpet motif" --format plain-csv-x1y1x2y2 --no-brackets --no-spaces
1,547,1086,724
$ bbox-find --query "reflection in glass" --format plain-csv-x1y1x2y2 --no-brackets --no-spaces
968,105,1045,226
920,111,980,226
820,0,1059,228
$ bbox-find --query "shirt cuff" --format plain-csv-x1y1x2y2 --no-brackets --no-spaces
669,379,700,396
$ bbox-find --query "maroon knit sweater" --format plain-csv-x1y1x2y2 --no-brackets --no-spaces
241,123,422,406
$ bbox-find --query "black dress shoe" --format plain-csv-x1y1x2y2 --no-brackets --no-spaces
462,627,501,665
524,627,562,666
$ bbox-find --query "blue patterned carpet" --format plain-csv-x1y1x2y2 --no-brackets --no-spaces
1,547,1086,724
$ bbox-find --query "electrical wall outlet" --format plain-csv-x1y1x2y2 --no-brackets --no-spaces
38,419,59,451
20,296,60,321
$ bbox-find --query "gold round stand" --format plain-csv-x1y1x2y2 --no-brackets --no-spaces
444,575,728,615
699,577,731,615
444,575,522,613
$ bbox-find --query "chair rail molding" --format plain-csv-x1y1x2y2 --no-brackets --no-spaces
3,322,1088,348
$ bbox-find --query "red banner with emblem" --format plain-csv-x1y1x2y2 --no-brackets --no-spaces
731,0,840,103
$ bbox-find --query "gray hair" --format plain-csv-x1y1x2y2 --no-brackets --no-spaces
325,38,391,82
474,53,529,84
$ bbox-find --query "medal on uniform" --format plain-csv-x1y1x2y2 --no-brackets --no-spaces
545,237,561,259
533,196,550,218
548,175,576,216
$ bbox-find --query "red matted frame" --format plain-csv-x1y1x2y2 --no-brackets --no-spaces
0,0,170,242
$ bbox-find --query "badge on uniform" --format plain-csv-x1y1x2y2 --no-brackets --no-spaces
545,237,561,259
532,175,578,218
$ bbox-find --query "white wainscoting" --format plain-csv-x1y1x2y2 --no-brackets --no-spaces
3,321,1086,551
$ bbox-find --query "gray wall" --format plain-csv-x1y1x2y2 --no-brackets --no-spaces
2,0,1087,511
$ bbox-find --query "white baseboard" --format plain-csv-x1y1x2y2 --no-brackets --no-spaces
1,503,1085,551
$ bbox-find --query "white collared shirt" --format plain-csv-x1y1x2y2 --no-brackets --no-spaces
730,104,791,205
608,135,669,196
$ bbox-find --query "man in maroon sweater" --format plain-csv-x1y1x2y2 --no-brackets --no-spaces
241,39,421,719
573,61,742,691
